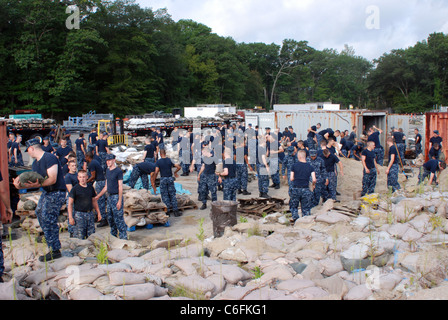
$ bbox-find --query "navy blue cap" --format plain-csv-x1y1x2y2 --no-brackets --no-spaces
105,154,116,161
25,138,42,152
309,149,317,156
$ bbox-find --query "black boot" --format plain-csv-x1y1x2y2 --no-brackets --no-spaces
97,219,108,228
39,249,62,262
274,184,281,189
260,193,270,199
237,189,242,194
174,210,183,217
200,203,207,210
242,190,251,195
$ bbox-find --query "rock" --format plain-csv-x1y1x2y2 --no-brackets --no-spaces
289,262,308,274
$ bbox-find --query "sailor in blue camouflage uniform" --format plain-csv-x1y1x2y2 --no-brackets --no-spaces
68,170,102,240
128,161,157,193
197,147,218,209
75,133,87,170
367,126,384,166
155,149,182,216
283,141,297,187
0,170,13,282
96,154,128,240
64,160,78,237
85,151,108,227
235,138,252,195
392,128,406,165
14,138,67,262
289,150,316,222
256,137,270,198
95,132,110,174
10,135,24,167
322,149,344,202
361,141,379,197
307,149,327,207
267,134,281,190
385,137,401,192
219,147,238,201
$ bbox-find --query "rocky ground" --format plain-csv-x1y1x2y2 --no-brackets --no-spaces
2,141,448,301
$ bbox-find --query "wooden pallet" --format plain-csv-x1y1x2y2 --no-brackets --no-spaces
124,206,167,216
177,204,198,212
237,197,286,216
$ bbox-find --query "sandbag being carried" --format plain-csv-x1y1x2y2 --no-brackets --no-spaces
18,172,46,188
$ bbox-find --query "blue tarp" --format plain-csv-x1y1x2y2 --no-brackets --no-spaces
123,169,191,195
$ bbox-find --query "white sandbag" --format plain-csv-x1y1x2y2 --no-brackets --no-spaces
107,249,135,263
12,247,35,266
343,284,372,300
175,275,216,295
0,280,27,300
49,256,84,272
108,272,146,286
120,257,150,273
114,283,156,300
207,264,252,285
70,287,104,300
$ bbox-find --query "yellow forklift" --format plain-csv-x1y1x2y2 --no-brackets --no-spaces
97,118,129,147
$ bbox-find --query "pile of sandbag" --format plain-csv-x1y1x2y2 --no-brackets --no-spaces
123,189,163,212
17,192,41,212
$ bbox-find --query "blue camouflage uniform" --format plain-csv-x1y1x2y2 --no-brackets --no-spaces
256,145,270,195
156,157,179,213
307,155,327,207
289,161,315,221
105,165,127,239
387,145,401,192
322,153,340,201
223,157,238,201
73,211,96,239
31,150,67,253
128,162,156,191
284,145,297,186
361,149,377,196
236,145,249,192
75,138,86,170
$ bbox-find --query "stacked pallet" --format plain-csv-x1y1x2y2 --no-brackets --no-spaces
237,197,286,217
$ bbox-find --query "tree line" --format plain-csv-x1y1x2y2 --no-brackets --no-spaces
1,0,447,120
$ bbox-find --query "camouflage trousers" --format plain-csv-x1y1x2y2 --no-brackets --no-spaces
396,143,405,165
98,152,107,174
160,177,178,212
95,180,107,221
236,164,248,191
35,190,66,252
323,171,338,201
387,164,401,192
269,158,281,186
285,156,296,186
223,177,238,201
418,167,433,184
312,180,324,207
361,168,377,197
199,174,218,204
374,147,384,166
307,137,317,151
144,158,155,164
257,164,269,194
73,210,96,240
128,167,150,190
415,143,422,157
289,187,313,221
76,150,85,170
106,194,127,240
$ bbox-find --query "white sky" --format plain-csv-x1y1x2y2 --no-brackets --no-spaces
136,0,448,61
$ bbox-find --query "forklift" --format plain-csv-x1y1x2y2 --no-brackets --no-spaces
97,118,129,147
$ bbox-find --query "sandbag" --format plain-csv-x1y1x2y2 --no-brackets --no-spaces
18,171,46,188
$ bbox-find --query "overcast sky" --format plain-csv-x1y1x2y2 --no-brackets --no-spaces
136,0,448,61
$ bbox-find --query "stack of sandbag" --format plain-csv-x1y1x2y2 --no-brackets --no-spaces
123,189,168,229
123,189,163,212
